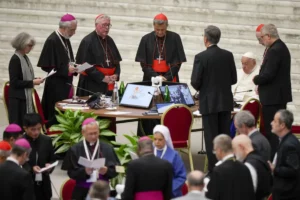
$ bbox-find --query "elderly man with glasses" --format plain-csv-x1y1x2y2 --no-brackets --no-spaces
76,14,122,96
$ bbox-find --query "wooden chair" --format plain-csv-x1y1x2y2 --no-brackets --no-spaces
60,179,76,200
161,104,194,171
2,81,10,122
181,182,188,195
292,125,300,140
240,98,262,129
267,194,273,200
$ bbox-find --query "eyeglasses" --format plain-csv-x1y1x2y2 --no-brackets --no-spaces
100,24,112,29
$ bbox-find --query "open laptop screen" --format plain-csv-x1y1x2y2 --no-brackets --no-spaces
159,84,195,106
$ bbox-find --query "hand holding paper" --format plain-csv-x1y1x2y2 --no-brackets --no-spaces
78,157,106,169
38,160,59,173
42,69,57,80
77,62,93,73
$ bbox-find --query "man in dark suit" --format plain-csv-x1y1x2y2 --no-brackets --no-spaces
191,25,237,171
269,110,300,200
233,135,272,200
253,24,292,159
122,136,173,200
206,134,255,200
0,138,35,200
234,110,271,161
22,113,56,200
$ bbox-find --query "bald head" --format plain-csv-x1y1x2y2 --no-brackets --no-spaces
187,170,205,191
232,135,254,161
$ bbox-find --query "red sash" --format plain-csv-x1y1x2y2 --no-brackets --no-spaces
152,60,176,82
81,65,116,91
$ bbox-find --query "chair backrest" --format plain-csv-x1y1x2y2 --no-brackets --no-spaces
2,81,10,119
32,88,47,124
60,179,76,200
161,104,194,149
181,182,188,195
267,194,273,200
292,125,300,140
240,98,262,130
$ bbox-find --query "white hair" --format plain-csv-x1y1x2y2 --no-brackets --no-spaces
59,19,77,28
82,121,99,131
95,15,110,24
0,150,10,158
261,24,279,39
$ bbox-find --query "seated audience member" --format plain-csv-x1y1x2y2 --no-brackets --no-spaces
206,134,255,200
62,118,120,200
0,141,12,164
153,125,186,198
122,136,173,200
232,135,272,200
232,52,259,101
172,170,207,200
269,110,300,200
22,113,56,200
3,123,23,146
0,138,35,200
86,180,115,200
234,110,271,161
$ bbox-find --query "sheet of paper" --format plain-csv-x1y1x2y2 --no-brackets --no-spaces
78,157,106,169
129,151,139,160
116,165,125,173
104,111,131,115
77,62,93,73
62,104,90,110
38,160,59,173
193,110,201,116
42,69,57,80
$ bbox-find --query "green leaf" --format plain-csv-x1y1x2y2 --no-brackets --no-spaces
51,134,63,146
98,119,111,129
100,129,117,137
55,144,71,154
110,141,122,146
75,116,85,130
74,110,80,118
123,134,138,145
49,125,67,132
56,115,71,126
55,107,64,116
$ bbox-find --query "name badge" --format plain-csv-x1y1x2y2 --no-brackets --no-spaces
87,170,98,183
35,173,42,182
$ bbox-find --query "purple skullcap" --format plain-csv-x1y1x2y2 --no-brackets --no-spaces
82,118,97,126
138,136,152,142
60,13,76,22
15,138,31,149
4,124,22,133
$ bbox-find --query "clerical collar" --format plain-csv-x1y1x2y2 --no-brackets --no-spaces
7,156,19,166
85,140,96,146
248,128,258,137
216,153,235,166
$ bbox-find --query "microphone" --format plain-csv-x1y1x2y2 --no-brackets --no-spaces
235,89,252,94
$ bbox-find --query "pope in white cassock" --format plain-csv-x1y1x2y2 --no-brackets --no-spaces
232,52,260,102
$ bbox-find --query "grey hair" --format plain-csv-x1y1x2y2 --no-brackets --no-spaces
0,150,10,158
204,25,221,45
82,121,99,131
213,134,232,153
187,171,204,187
89,180,110,199
277,109,294,129
234,111,256,128
261,24,279,39
59,19,77,28
138,139,154,156
11,32,36,51
95,15,111,24
153,19,168,26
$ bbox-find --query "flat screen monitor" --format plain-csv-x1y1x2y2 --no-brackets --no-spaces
159,83,195,107
120,84,156,108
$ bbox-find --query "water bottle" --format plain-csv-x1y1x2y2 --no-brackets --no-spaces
164,85,171,102
119,81,125,101
112,82,119,107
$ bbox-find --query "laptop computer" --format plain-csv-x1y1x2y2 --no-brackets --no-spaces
159,83,195,107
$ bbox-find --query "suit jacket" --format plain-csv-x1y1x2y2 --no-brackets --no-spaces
23,133,56,199
253,39,292,105
272,132,300,200
206,159,255,200
0,160,35,200
250,130,271,161
191,45,237,115
8,54,34,99
244,151,272,200
121,154,173,200
172,191,207,200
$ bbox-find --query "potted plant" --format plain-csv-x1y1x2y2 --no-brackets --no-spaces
49,108,116,154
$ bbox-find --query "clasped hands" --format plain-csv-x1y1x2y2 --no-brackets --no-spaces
103,75,118,83
85,166,108,175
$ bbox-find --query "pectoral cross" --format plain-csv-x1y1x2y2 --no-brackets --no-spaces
158,55,162,64
106,58,110,66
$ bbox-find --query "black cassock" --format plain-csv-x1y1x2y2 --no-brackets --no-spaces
135,30,186,82
76,31,122,96
206,159,255,200
37,31,75,124
23,134,56,200
135,31,186,136
61,140,120,200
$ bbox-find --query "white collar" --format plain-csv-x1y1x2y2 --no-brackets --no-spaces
248,128,258,137
7,156,19,166
154,145,167,158
190,190,203,194
215,154,234,166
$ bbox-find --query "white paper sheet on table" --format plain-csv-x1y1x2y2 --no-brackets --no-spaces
62,104,89,110
78,157,106,169
42,69,57,80
38,160,59,173
105,111,131,115
77,62,93,73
